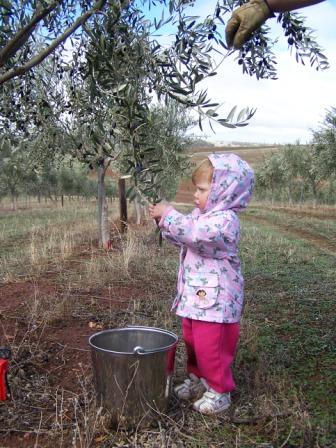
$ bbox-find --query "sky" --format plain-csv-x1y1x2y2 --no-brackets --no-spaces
149,0,336,145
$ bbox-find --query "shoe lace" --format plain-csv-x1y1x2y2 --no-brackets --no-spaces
203,391,217,401
203,391,230,405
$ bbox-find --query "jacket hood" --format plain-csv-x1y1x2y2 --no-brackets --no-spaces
204,153,255,213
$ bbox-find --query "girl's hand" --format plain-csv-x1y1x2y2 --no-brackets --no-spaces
149,201,170,221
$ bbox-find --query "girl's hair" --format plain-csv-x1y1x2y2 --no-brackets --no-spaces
192,159,213,185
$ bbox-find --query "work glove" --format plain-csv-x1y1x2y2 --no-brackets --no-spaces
225,0,275,49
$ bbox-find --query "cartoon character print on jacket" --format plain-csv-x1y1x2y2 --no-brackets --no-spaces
159,153,255,324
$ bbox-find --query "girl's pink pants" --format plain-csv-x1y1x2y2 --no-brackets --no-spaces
182,317,240,393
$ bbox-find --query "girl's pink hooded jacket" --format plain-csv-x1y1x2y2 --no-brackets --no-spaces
159,153,254,323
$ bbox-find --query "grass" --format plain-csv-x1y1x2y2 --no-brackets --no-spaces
245,205,336,243
0,201,103,282
239,216,336,447
0,200,335,447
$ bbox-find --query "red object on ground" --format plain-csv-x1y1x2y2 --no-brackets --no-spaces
0,359,9,400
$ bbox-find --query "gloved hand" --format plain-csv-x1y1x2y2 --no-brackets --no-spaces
225,0,274,49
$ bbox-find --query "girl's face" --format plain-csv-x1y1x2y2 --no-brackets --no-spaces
193,180,211,211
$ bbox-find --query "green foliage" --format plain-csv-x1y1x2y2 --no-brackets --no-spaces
0,0,109,83
255,150,285,195
255,141,336,204
0,134,34,200
0,0,328,85
0,0,328,136
120,100,195,202
25,161,100,200
255,108,336,203
0,136,99,202
0,0,258,167
312,107,336,177
0,0,330,207
220,2,328,80
277,12,329,71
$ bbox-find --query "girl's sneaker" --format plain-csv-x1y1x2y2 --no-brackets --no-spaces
174,373,206,401
193,389,231,415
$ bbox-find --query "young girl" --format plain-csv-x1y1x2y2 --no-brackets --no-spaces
149,153,254,415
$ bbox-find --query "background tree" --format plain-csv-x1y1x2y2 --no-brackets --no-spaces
0,135,34,210
255,152,286,203
312,107,336,178
280,144,305,204
254,137,336,205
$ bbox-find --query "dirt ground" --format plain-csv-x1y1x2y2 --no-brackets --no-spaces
0,228,139,448
0,283,110,447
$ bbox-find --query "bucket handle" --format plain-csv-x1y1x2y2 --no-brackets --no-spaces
133,344,174,355
133,345,150,355
125,326,178,355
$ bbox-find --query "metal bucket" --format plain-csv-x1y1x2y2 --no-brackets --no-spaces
89,326,178,427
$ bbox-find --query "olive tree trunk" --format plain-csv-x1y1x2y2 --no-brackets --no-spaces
97,162,112,249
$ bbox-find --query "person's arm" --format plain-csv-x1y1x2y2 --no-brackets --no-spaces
267,0,324,12
225,0,325,49
158,208,239,259
149,202,183,247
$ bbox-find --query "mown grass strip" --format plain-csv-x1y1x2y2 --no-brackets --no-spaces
240,220,336,446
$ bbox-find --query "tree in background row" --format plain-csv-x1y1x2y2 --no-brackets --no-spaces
0,136,33,210
312,107,336,178
255,109,336,205
0,142,105,210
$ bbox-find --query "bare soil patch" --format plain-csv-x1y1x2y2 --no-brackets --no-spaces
0,280,58,313
188,145,280,167
0,242,139,447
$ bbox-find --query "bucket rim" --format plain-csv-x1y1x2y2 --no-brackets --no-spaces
88,325,178,355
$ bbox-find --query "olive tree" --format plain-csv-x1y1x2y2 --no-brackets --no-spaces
255,143,334,204
30,4,253,248
255,152,286,202
312,107,336,177
0,136,35,209
0,0,330,245
1,0,328,155
117,100,195,224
